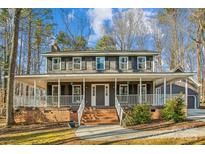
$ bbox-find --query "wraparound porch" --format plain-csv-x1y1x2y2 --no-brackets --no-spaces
13,73,194,125
13,73,194,108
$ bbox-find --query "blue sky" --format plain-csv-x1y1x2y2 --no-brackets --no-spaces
51,8,160,49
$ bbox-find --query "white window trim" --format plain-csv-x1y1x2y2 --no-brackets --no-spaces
52,57,61,70
72,85,82,95
137,56,147,70
52,85,58,96
96,57,105,70
72,84,82,103
137,84,147,94
119,56,128,70
119,84,129,95
72,57,82,70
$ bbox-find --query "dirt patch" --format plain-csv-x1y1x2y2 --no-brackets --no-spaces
127,120,205,131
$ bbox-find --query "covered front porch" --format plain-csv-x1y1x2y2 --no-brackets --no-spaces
13,73,193,109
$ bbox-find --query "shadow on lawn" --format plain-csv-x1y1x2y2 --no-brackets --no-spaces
0,123,68,135
0,128,73,144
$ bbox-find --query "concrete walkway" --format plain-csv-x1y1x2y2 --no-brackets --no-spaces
187,109,205,122
75,124,205,141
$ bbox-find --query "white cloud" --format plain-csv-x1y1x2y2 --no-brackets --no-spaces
87,8,113,45
68,10,74,20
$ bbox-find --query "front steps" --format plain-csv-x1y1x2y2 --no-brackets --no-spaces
80,107,119,125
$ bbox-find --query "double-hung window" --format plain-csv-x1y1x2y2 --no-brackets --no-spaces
73,57,82,70
72,85,81,103
119,56,128,70
137,56,146,70
119,84,129,95
96,57,105,70
52,58,61,70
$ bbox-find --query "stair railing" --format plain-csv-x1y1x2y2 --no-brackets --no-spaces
115,97,124,125
77,95,85,126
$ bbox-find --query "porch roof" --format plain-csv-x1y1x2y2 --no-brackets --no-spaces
14,72,194,89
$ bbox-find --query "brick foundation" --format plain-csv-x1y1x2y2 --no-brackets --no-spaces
14,107,72,124
151,108,162,120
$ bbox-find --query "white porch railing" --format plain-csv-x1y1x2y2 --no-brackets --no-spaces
115,97,124,125
117,94,184,107
77,96,85,126
14,95,83,108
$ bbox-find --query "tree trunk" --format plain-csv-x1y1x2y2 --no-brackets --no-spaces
26,10,32,74
6,8,21,127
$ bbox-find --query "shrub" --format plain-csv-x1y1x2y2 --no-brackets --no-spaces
122,103,151,126
161,95,185,123
122,112,134,126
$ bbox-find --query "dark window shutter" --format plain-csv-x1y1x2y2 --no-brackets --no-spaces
147,61,151,70
116,57,119,70
82,57,86,70
128,57,132,70
47,58,52,72
105,57,110,70
61,58,66,70
67,57,72,70
92,57,96,70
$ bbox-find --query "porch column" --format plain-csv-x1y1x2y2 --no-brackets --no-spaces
34,80,36,106
163,77,167,104
185,78,188,107
83,78,85,103
115,78,117,102
153,81,155,105
139,77,142,104
170,81,173,98
58,78,60,108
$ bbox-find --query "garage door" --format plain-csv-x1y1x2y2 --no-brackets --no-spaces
188,96,196,109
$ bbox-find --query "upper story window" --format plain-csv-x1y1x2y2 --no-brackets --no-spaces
137,56,146,70
96,57,105,70
119,56,128,70
73,57,82,70
52,58,61,70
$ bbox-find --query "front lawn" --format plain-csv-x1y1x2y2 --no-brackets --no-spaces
0,123,205,145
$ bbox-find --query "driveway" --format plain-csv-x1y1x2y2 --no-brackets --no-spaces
187,109,205,122
75,124,205,141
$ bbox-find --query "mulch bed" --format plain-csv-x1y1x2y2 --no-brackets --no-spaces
127,120,205,131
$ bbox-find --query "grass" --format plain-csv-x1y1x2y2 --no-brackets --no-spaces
0,123,205,145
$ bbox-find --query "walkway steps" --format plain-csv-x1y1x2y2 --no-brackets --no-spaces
81,107,119,125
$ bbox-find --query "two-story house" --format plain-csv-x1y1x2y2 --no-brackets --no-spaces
13,49,199,125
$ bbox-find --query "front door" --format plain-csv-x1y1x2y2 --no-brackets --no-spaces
91,84,109,106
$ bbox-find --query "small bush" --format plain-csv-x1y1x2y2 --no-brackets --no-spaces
161,95,185,123
122,103,151,126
